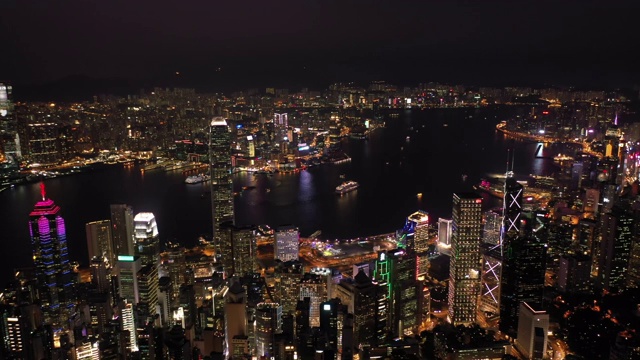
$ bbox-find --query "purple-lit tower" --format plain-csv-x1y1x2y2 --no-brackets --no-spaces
29,183,75,326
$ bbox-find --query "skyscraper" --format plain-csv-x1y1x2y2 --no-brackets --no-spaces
299,273,329,328
110,204,135,257
448,192,482,325
274,113,288,141
29,183,75,326
209,117,234,244
133,212,160,266
499,212,547,335
117,255,141,305
255,302,282,358
406,211,430,279
136,264,159,324
85,220,115,265
0,82,20,163
597,206,634,291
275,225,299,262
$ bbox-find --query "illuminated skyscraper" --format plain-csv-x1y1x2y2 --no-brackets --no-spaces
374,249,419,337
274,113,288,141
275,225,299,262
499,211,547,336
209,117,234,244
448,192,482,325
437,218,453,255
27,123,59,165
137,264,159,324
110,204,135,257
85,220,115,265
299,273,328,328
255,302,282,358
225,282,248,359
121,302,138,352
406,211,430,279
219,223,258,277
0,82,20,163
597,206,634,291
29,183,75,326
117,255,141,305
133,212,159,266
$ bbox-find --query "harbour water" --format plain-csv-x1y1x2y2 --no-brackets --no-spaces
0,106,574,282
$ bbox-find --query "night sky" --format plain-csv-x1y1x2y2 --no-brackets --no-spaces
1,0,639,97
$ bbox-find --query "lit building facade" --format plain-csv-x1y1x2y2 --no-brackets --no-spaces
133,212,159,266
406,210,430,279
500,211,547,336
29,184,75,326
0,82,20,162
597,206,634,291
209,117,234,243
299,273,329,328
110,204,135,257
255,302,282,358
448,192,482,325
85,219,114,265
275,225,300,262
118,255,142,305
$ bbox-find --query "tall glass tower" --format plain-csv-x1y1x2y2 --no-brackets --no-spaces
29,183,74,326
448,192,483,325
209,117,234,244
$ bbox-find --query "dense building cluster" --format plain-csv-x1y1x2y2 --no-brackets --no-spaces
1,80,640,359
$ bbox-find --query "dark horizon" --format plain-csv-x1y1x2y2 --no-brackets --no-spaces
2,0,639,101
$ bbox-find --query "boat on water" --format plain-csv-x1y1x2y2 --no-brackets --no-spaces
185,174,210,184
242,185,256,191
553,153,574,162
336,181,359,194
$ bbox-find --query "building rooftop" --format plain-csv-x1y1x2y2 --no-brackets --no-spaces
211,117,228,127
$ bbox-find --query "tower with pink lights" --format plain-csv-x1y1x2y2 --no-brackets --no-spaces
29,183,75,326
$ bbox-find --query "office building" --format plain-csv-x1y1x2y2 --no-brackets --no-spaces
597,206,634,291
27,123,59,165
86,220,115,265
299,273,329,328
110,204,135,257
29,183,75,326
210,117,234,242
117,255,141,304
90,257,110,294
219,223,258,277
134,212,160,266
500,212,547,336
255,302,282,358
0,82,21,162
121,302,138,352
335,270,387,348
137,264,159,323
516,302,549,360
375,249,419,337
275,225,300,262
75,340,100,360
406,211,430,278
557,254,591,293
225,282,248,359
275,260,304,315
274,113,288,141
320,298,349,360
448,192,483,325
437,218,453,255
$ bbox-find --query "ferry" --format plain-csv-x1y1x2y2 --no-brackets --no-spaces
553,153,574,162
336,181,359,194
185,174,210,184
